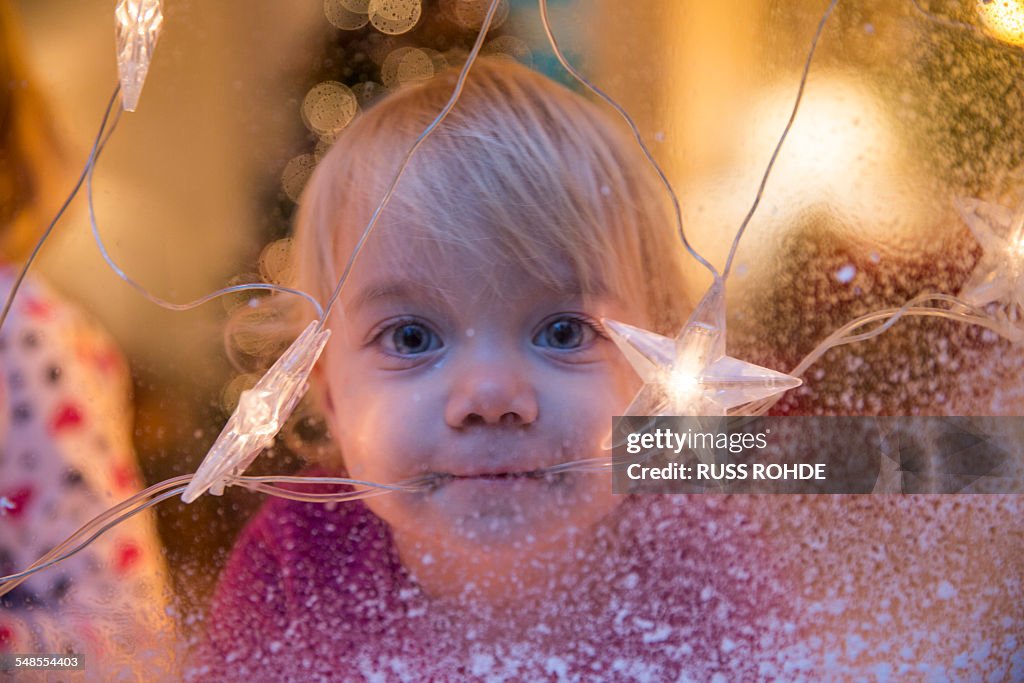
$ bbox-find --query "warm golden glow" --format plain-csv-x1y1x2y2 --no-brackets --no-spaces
667,367,701,407
978,0,1024,46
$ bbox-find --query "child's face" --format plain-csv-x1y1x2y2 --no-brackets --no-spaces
320,230,644,556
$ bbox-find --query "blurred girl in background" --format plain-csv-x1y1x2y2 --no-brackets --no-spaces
0,1,175,677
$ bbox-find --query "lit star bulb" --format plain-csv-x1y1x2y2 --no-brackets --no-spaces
1011,235,1024,258
181,321,331,503
235,387,282,438
978,0,1024,47
956,197,1024,315
872,452,904,494
603,279,802,417
668,367,700,407
115,0,163,112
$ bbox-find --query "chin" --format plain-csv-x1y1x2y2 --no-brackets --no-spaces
423,473,618,551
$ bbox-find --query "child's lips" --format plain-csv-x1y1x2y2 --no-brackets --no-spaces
460,471,545,480
427,442,577,486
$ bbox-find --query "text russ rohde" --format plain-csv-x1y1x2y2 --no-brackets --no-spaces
611,416,1021,494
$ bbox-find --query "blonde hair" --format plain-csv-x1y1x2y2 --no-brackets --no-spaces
235,57,690,380
0,0,65,262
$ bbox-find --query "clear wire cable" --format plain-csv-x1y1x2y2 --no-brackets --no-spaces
0,472,439,594
318,0,505,327
6,0,1022,593
742,293,1011,416
721,0,840,281
0,85,122,332
84,104,324,319
537,0,719,281
1,292,1014,591
1,82,325,335
0,475,190,596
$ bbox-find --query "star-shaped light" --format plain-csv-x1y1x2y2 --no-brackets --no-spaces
956,196,1024,313
181,321,331,503
603,280,802,417
0,497,14,516
115,0,163,112
873,444,904,494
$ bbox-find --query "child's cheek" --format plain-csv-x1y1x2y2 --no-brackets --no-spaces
613,360,644,407
596,351,644,415
341,380,442,481
549,361,640,455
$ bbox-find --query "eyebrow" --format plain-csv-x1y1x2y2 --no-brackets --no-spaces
350,282,413,311
349,277,611,312
350,282,430,311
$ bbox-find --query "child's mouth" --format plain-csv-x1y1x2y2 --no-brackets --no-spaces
468,471,550,481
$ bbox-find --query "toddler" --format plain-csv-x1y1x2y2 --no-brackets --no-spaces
193,58,800,682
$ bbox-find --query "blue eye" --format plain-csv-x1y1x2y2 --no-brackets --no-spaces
386,321,442,355
534,316,597,350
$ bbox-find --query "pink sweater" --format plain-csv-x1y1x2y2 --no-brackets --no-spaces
189,475,804,682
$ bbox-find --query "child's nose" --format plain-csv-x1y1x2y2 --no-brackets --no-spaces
444,359,539,428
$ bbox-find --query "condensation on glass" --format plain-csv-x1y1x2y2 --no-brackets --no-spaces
2,0,1022,680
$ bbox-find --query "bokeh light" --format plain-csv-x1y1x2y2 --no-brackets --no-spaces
483,35,533,65
421,47,450,73
339,0,370,12
281,153,317,202
301,81,358,137
381,46,417,87
396,48,435,85
221,372,260,414
440,0,509,30
324,0,370,30
258,238,295,285
978,0,1024,46
368,0,422,35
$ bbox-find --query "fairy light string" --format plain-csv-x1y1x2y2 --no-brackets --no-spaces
182,0,505,502
539,0,839,421
537,0,718,281
3,0,1024,591
0,473,440,598
317,0,505,327
0,86,121,332
723,0,839,282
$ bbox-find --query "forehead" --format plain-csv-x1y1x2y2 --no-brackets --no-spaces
343,226,601,310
